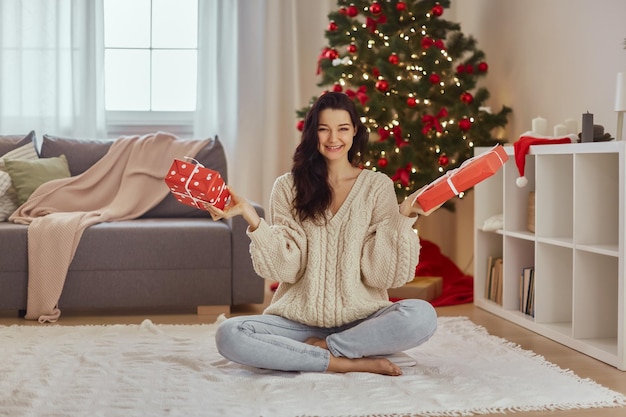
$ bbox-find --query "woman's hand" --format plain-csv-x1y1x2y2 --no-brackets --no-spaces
399,185,443,218
203,186,262,231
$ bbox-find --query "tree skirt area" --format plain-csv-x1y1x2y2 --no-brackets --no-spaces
415,238,474,307
1,316,624,417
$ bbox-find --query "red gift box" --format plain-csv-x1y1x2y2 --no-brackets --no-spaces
164,158,230,210
414,144,508,212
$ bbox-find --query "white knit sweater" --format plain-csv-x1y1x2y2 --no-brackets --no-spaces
247,169,420,328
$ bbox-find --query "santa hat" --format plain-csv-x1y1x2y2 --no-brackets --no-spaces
514,132,577,187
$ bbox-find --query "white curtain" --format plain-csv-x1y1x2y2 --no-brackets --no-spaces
0,0,105,143
194,0,238,160
195,0,334,208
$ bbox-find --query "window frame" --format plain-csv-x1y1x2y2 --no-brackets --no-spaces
103,0,198,136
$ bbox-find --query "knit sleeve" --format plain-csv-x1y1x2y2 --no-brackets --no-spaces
360,175,420,289
247,174,307,284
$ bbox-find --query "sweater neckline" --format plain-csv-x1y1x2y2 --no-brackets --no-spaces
326,169,367,222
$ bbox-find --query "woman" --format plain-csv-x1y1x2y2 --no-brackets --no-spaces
205,92,437,376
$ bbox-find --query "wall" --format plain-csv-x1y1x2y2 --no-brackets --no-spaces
418,0,626,269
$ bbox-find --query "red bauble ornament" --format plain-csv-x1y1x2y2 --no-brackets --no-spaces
478,61,489,72
339,7,348,15
347,44,357,53
378,158,388,168
328,21,338,31
296,120,304,131
429,73,441,84
370,2,382,14
388,53,399,65
438,154,449,167
431,4,444,16
456,64,466,74
434,39,445,50
396,1,406,11
325,49,339,60
421,36,433,49
458,118,472,131
406,97,417,107
347,4,358,17
465,64,474,74
375,79,389,92
460,92,473,104
332,83,343,92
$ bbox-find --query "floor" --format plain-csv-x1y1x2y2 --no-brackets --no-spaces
2,290,626,417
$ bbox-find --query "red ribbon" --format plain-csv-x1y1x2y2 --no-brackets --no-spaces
345,85,369,105
366,14,387,33
391,163,412,187
392,125,408,148
422,108,448,135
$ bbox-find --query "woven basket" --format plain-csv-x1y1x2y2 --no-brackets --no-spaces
527,191,535,233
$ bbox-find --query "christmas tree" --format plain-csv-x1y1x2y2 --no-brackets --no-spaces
296,0,511,208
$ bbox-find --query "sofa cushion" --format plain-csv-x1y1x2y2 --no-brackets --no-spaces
4,154,71,205
0,131,36,156
143,136,228,219
40,134,114,176
0,134,39,221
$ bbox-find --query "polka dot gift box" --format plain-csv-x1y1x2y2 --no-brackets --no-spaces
164,158,230,210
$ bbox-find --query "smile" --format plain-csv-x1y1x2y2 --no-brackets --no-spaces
325,145,343,151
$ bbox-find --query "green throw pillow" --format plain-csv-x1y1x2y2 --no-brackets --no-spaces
4,154,71,205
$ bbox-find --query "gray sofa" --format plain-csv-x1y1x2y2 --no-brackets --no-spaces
0,132,265,315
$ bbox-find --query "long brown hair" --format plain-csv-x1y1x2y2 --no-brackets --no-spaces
291,92,368,223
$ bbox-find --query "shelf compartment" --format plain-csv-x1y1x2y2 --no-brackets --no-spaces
574,153,619,248
534,243,573,327
503,154,534,234
474,230,503,304
474,152,503,231
535,154,573,240
573,251,618,345
502,236,534,311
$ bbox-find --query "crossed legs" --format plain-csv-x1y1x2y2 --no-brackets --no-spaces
215,299,437,376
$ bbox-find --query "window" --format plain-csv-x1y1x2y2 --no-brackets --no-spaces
103,0,198,134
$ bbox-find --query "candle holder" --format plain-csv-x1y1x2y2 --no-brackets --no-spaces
615,72,626,141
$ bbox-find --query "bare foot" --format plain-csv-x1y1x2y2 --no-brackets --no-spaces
305,337,402,376
327,356,402,376
304,337,328,350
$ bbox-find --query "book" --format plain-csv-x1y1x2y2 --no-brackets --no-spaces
485,255,494,299
493,258,503,305
485,256,503,304
519,266,535,316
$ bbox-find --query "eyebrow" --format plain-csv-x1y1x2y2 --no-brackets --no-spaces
318,123,352,127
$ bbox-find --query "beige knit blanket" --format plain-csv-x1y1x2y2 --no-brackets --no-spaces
10,132,211,323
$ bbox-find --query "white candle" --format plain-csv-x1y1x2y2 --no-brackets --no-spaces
553,124,567,137
532,116,548,136
564,118,577,135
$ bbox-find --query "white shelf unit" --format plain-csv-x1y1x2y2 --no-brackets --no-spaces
474,141,625,369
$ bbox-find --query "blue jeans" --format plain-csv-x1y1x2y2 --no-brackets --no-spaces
215,299,437,372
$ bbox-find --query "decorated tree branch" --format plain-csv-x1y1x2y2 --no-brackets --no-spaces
296,0,512,208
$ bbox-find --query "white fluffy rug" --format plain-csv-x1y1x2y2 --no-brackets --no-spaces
1,316,625,417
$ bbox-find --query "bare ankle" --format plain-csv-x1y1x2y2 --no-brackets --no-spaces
304,337,328,350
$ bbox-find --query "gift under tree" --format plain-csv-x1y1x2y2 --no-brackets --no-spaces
296,0,511,208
